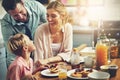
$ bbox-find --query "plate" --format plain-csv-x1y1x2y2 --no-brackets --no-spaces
41,69,58,77
67,68,97,79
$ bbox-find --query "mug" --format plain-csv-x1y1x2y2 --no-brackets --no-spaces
84,56,94,68
108,65,118,78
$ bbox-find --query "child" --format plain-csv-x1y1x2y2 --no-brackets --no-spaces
6,33,47,80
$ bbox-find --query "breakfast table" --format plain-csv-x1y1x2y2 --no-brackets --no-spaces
33,58,120,80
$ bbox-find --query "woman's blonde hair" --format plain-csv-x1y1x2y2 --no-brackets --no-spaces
47,1,71,25
7,33,27,56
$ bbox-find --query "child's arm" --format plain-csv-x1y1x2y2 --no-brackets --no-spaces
34,56,62,68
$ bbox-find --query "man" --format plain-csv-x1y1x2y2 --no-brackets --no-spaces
1,0,47,67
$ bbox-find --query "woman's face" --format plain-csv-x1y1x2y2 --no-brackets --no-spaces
47,9,62,27
8,3,28,22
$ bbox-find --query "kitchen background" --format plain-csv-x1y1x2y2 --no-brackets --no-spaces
1,0,120,47
0,0,120,80
59,0,120,47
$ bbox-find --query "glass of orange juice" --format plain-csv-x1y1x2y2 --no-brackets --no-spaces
58,69,67,80
58,63,67,80
96,43,108,69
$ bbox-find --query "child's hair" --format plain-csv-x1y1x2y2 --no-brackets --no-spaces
7,33,27,56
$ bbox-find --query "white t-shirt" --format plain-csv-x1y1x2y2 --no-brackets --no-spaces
51,43,61,56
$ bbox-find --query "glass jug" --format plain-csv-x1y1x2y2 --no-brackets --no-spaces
70,48,81,69
96,34,110,69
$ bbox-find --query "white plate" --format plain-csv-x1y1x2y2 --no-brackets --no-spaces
88,71,110,79
41,69,58,77
67,68,97,79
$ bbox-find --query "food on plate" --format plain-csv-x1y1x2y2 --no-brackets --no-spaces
71,68,93,78
49,64,59,73
71,72,82,78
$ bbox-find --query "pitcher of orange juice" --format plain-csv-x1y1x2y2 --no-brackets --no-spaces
96,34,110,70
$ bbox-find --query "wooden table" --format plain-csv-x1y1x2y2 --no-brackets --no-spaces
34,59,120,80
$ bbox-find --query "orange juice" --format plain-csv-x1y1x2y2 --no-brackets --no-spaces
58,72,67,79
96,44,108,69
58,71,67,80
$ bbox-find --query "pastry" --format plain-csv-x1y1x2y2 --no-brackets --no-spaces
49,67,59,73
71,68,83,78
71,68,93,78
49,64,59,73
71,72,82,78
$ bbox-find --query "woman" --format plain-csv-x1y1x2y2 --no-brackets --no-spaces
34,1,73,67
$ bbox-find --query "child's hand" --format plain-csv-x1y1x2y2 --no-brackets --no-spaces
35,59,49,68
32,64,49,75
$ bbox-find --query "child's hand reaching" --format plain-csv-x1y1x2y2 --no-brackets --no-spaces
35,59,49,68
32,64,49,75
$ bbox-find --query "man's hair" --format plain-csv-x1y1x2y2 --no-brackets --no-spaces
2,0,22,12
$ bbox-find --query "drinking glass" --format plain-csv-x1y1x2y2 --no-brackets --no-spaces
58,63,67,80
84,56,94,68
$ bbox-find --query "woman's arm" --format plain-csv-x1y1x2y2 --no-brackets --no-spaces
58,23,73,61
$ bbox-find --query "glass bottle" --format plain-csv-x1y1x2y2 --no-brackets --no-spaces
70,48,81,69
96,32,110,70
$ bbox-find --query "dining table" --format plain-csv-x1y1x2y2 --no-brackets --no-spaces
33,58,120,80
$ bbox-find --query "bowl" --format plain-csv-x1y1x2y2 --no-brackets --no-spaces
100,64,118,78
100,65,109,72
88,71,110,80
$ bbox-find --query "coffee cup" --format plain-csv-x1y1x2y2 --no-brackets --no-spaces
100,65,118,78
84,56,94,68
108,65,118,78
